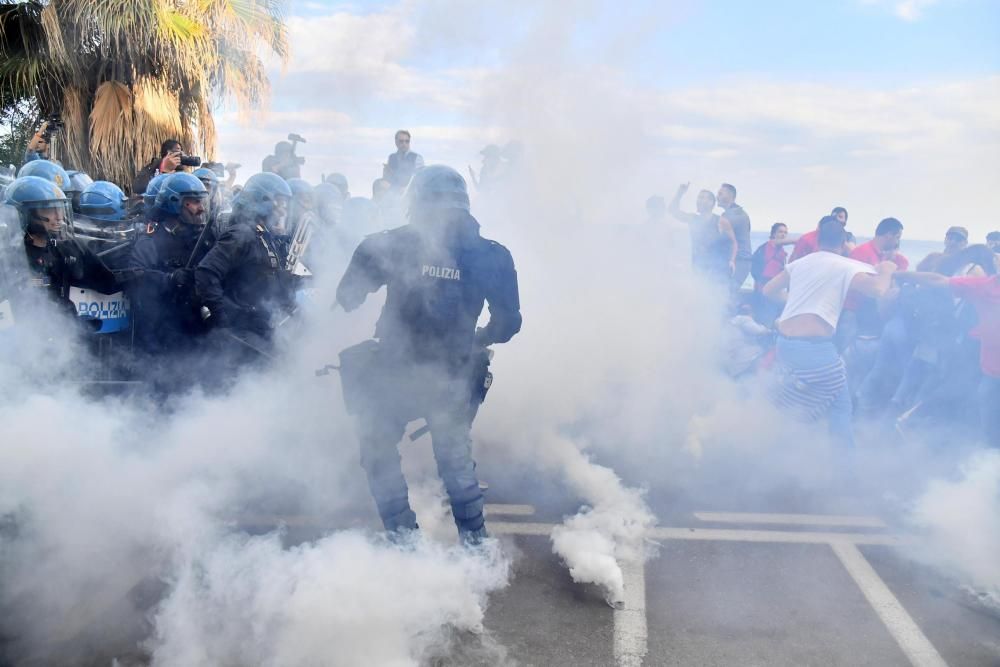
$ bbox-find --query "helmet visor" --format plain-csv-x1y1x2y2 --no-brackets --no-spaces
27,199,72,239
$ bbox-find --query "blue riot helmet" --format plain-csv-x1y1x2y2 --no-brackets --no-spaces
78,181,127,222
156,172,208,226
286,177,315,227
313,181,344,226
4,175,71,238
143,173,170,214
405,165,470,218
193,167,219,196
193,167,222,218
233,172,292,234
64,170,94,213
17,159,72,192
325,172,349,198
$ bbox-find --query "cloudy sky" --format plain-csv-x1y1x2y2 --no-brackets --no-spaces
216,0,1000,241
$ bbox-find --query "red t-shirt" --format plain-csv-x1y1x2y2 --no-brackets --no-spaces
844,241,909,312
950,275,1000,377
849,240,909,271
789,230,818,262
754,242,788,290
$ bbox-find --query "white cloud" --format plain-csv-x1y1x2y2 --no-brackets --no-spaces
860,0,944,21
218,2,1000,241
894,0,940,20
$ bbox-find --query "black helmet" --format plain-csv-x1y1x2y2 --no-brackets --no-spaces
405,165,470,216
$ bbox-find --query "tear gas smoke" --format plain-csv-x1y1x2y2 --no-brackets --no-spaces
906,450,1000,606
149,531,509,667
4,2,998,663
0,271,512,665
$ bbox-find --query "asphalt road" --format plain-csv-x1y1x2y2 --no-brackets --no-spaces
465,476,1000,667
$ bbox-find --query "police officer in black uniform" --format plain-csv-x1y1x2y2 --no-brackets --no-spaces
195,172,297,350
128,172,214,357
335,165,521,544
4,175,116,316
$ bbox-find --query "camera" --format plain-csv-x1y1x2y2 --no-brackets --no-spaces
180,155,202,167
41,114,63,142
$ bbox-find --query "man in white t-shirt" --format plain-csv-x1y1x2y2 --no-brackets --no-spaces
762,216,896,447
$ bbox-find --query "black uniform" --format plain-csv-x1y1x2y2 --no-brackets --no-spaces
128,219,215,353
24,235,117,315
194,220,296,340
336,210,521,538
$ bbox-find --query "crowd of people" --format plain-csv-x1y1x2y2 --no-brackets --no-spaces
1,125,522,545
3,112,996,543
662,182,999,449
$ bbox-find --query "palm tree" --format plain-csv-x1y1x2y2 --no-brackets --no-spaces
0,0,287,190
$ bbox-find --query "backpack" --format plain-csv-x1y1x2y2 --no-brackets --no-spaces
750,243,768,283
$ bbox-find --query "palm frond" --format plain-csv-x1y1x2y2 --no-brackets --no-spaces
89,80,134,184
58,85,89,171
3,0,290,185
39,2,70,70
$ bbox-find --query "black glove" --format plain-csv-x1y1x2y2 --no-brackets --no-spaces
170,268,194,289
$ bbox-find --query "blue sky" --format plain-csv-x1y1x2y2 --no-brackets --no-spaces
216,0,1000,241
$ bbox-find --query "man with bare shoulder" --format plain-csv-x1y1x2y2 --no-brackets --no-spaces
762,215,896,447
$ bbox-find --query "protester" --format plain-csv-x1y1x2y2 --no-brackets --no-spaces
668,183,736,284
717,183,752,290
752,223,793,289
895,255,1000,446
842,218,909,395
790,207,848,262
762,216,895,447
751,223,795,325
918,226,968,271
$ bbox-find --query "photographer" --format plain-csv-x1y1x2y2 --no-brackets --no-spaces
132,139,200,196
261,141,302,180
23,117,60,163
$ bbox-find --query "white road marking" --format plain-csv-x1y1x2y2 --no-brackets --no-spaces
613,558,648,667
492,521,905,546
832,542,948,667
484,503,536,517
694,511,887,529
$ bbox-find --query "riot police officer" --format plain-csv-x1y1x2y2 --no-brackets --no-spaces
286,178,316,234
193,167,224,228
78,181,128,223
64,170,94,214
195,172,298,347
17,159,71,191
140,173,170,222
4,176,116,313
127,172,214,354
335,165,522,544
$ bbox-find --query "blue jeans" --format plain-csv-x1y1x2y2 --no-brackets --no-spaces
775,336,854,448
980,375,1000,448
